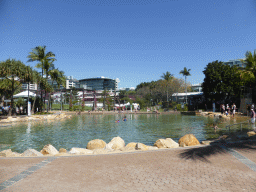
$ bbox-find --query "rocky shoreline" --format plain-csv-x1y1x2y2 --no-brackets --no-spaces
0,113,72,124
1,132,256,158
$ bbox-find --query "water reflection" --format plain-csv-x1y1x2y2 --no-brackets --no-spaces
0,114,250,153
26,122,31,134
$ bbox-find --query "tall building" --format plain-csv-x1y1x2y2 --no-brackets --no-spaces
223,59,247,68
79,77,119,91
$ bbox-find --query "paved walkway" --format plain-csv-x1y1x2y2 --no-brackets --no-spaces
1,144,256,192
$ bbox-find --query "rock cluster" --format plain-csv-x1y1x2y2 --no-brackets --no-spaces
0,134,204,158
0,113,71,123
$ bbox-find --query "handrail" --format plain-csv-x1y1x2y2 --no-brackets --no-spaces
225,120,250,132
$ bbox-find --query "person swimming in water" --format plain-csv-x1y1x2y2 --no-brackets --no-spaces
122,116,127,121
115,120,120,123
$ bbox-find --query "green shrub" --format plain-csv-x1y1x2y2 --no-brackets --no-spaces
176,104,188,111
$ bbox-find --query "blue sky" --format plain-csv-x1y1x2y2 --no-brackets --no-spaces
1,0,256,88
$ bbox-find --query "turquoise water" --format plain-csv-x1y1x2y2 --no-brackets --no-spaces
0,114,250,153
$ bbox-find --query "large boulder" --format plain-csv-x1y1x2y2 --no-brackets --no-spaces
47,115,57,120
6,117,13,121
178,134,200,147
59,148,67,153
69,148,93,155
86,139,106,150
22,149,43,157
247,131,256,137
93,148,111,154
0,149,12,157
120,146,136,152
104,143,114,151
9,152,22,157
40,144,59,155
126,142,137,149
154,138,179,148
135,143,148,151
148,146,158,150
107,136,125,150
0,149,22,157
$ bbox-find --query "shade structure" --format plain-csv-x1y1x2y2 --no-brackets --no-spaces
13,90,36,98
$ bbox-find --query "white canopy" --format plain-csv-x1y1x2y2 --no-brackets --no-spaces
13,90,36,98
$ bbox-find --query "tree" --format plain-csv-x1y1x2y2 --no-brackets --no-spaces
27,46,56,111
14,97,25,115
0,59,27,115
179,67,191,104
161,71,174,104
202,60,242,103
100,89,109,110
47,68,65,111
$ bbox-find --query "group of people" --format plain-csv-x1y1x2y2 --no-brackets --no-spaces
220,103,236,117
1,106,12,115
115,116,127,123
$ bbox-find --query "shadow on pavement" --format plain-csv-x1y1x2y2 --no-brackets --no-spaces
179,140,256,163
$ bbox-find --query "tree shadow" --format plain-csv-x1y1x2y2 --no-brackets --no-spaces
179,139,256,163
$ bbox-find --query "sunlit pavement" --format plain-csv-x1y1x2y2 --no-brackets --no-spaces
1,144,256,192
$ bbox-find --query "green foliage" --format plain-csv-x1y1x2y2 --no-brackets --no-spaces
135,97,146,109
33,112,52,115
176,104,188,111
202,60,242,102
162,101,169,108
14,97,25,108
179,67,191,77
81,100,85,111
169,101,177,109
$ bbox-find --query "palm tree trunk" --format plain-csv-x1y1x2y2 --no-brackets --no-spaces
41,68,43,112
8,78,14,116
32,89,38,115
28,82,30,116
1,95,4,107
185,76,187,104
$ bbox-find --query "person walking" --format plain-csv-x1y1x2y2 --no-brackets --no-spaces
220,104,223,114
251,108,255,124
222,104,225,115
232,103,236,117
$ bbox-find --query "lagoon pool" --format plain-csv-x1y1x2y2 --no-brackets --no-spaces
0,114,249,153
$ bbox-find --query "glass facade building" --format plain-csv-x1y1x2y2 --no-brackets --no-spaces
79,77,117,91
223,59,247,68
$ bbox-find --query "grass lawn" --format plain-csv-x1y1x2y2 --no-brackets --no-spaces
50,104,92,111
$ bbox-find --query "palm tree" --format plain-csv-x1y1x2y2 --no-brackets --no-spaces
179,67,191,104
30,71,43,114
27,46,56,111
101,89,108,110
161,71,173,104
48,68,65,111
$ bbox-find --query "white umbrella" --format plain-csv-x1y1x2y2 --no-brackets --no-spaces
13,90,36,98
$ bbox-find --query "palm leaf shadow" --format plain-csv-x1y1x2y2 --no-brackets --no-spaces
179,140,256,163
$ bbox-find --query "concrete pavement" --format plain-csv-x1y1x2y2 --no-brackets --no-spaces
0,144,256,192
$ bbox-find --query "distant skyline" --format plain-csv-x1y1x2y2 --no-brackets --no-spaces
1,0,256,88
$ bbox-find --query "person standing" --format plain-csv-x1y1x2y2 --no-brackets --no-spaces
251,109,255,124
205,104,207,112
226,104,230,115
232,103,236,117
220,104,223,114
